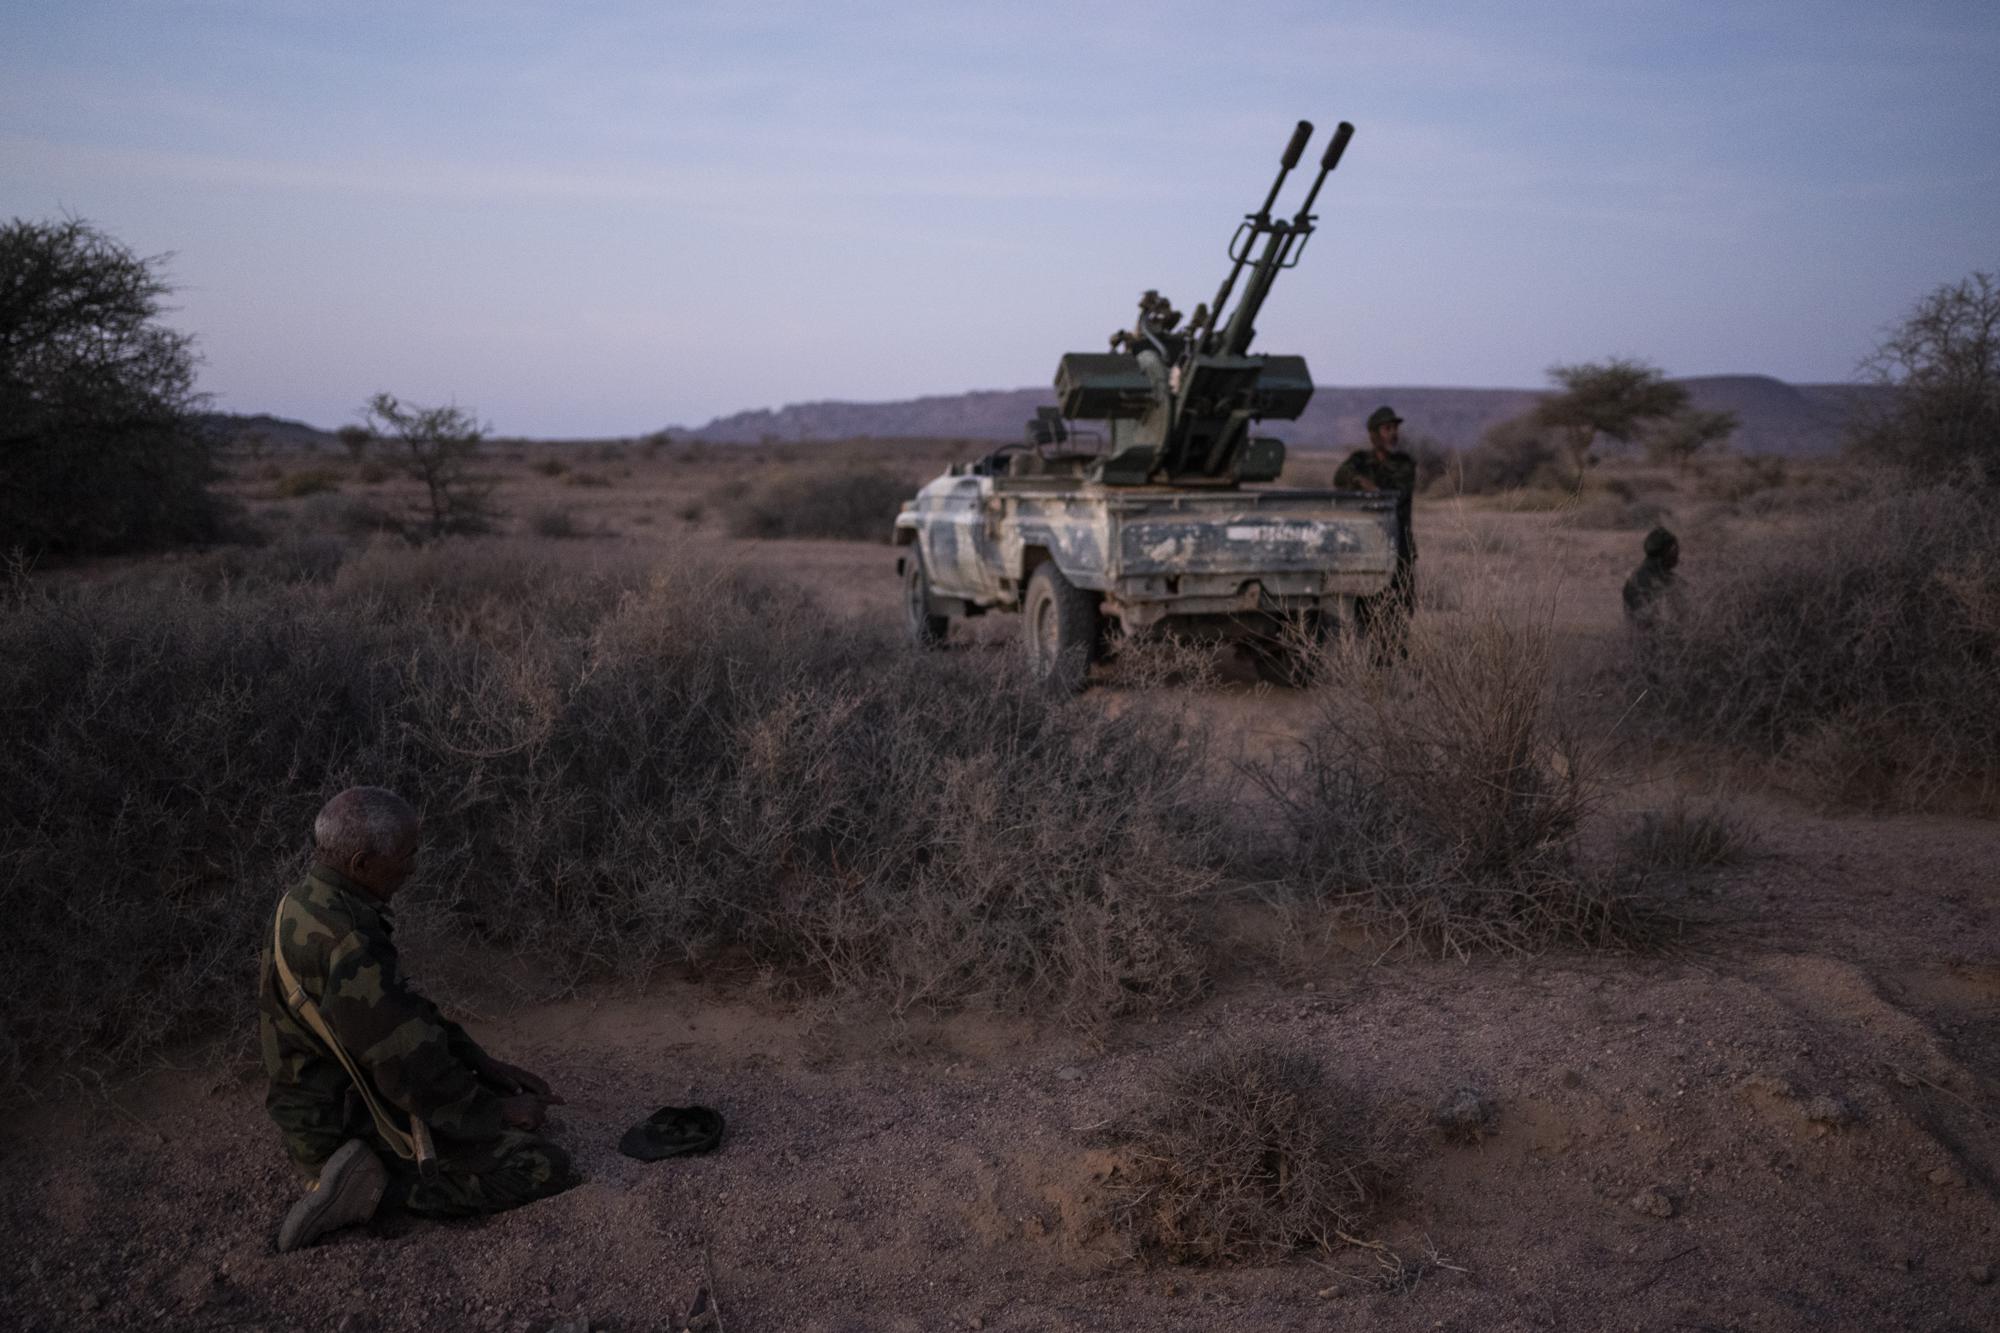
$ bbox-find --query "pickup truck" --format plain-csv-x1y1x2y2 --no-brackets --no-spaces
894,117,1394,689
893,447,1399,689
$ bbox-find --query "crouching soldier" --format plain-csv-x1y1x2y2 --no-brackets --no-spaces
260,786,576,1252
1623,526,1680,627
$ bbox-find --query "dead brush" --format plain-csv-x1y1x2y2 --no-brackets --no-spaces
1251,609,1668,956
1107,1044,1393,1265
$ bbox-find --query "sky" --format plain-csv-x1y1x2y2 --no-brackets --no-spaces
4,0,1997,437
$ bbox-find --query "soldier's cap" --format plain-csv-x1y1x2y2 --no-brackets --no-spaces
617,1105,725,1162
1367,406,1403,431
1643,526,1679,557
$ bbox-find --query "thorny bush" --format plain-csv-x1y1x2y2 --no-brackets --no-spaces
1108,1044,1393,1265
1252,611,1668,957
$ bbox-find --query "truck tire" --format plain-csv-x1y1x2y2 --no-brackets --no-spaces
1024,563,1100,693
904,550,950,648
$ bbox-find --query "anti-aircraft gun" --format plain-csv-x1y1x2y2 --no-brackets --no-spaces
1054,118,1354,486
894,120,1399,691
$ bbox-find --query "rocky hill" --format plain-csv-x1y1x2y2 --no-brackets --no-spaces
198,412,337,452
671,376,1885,457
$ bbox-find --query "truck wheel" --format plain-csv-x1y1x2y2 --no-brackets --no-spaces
903,551,949,649
1024,563,1100,692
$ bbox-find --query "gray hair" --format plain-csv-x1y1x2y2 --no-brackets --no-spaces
313,786,419,864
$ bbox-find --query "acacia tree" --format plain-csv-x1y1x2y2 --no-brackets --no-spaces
1534,358,1689,484
0,217,221,554
1644,407,1740,471
1850,270,1999,481
361,392,494,538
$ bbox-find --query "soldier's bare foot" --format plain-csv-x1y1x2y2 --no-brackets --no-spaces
276,1139,387,1253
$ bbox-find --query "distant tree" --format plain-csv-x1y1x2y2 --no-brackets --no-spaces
1534,358,1689,484
1644,407,1739,471
0,217,222,554
1849,270,1999,482
362,392,494,538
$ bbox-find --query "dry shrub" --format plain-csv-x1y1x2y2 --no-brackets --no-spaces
1109,1044,1391,1265
1104,629,1227,691
299,492,400,537
531,457,568,477
273,467,343,499
1630,485,2000,810
1415,565,1462,614
0,544,1223,1094
176,534,350,591
1254,613,1664,956
1451,415,1569,494
1616,797,1756,877
722,467,909,542
529,505,581,539
1695,455,1789,504
1569,494,1668,531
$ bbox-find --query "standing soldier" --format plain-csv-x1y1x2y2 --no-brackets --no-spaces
1335,405,1420,641
260,786,575,1252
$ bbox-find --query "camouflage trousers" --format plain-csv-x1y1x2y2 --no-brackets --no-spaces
380,1128,576,1217
283,1121,576,1218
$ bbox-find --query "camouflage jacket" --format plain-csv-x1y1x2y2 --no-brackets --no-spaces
1622,559,1676,623
258,866,504,1171
1334,448,1418,562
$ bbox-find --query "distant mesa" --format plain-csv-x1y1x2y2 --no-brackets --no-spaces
669,376,1884,457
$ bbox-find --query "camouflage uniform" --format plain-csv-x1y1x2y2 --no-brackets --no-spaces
1334,446,1419,633
1622,527,1680,627
258,866,574,1216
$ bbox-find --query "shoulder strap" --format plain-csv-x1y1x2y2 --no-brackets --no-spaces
271,900,435,1170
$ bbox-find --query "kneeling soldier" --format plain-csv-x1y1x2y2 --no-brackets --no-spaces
1622,526,1680,627
260,786,575,1251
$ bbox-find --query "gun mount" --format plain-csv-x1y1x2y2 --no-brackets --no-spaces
1049,119,1354,487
